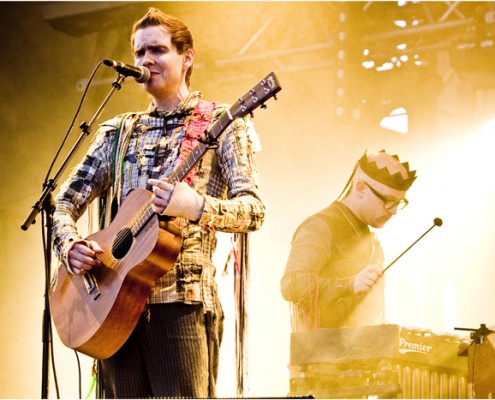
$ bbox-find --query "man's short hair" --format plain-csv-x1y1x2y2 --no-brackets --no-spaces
130,8,194,86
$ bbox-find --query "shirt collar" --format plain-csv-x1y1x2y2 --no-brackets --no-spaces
147,91,203,118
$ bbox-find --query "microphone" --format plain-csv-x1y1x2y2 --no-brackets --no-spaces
382,217,443,274
103,59,150,83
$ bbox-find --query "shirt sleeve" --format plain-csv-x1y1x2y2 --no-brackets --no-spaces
51,122,116,263
280,216,355,305
198,116,266,233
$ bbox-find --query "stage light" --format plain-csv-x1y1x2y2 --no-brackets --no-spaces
480,39,494,48
362,60,375,69
379,106,409,134
376,62,394,72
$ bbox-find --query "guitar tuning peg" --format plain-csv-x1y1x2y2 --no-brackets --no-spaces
250,112,254,118
274,94,278,101
261,103,267,109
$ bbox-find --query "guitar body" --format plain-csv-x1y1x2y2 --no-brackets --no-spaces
49,189,182,360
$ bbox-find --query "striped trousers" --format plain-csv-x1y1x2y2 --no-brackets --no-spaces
99,302,224,398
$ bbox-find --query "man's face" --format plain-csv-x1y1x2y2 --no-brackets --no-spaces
133,25,192,99
359,179,408,228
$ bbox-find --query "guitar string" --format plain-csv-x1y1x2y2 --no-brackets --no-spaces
106,138,210,257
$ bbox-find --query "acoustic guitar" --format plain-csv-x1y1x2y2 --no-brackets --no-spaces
49,72,281,360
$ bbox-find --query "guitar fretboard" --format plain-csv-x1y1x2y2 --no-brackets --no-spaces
167,111,234,184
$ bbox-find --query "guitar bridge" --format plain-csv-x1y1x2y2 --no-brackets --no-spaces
83,272,101,300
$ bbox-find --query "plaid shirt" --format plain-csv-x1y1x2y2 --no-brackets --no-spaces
52,91,265,313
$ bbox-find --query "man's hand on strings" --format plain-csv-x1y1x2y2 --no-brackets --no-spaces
67,240,103,275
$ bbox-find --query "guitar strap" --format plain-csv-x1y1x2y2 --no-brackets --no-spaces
178,100,216,184
98,112,142,230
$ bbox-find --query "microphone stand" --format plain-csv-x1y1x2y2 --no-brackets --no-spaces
234,232,249,398
20,74,126,399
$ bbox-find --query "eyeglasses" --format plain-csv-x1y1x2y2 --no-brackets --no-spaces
361,181,409,210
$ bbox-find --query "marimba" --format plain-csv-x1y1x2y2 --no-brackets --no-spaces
288,324,469,399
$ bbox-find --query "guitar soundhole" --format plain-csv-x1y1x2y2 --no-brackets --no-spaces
112,228,133,259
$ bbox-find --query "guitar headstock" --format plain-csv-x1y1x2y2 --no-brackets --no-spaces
230,72,282,119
